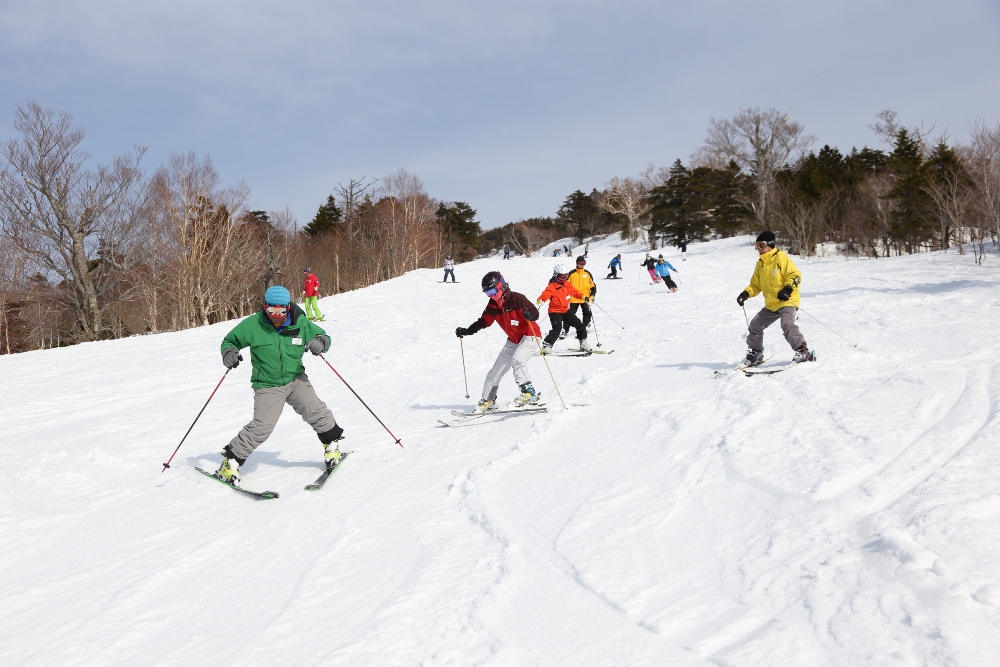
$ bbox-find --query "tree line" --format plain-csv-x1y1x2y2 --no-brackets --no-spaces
483,108,1000,265
0,103,483,354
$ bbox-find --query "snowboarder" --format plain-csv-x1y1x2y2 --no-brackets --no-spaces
538,263,589,352
302,267,323,321
641,254,659,282
607,254,622,279
503,245,510,260
215,286,343,487
455,272,542,413
654,255,678,292
561,256,596,339
736,231,814,366
443,255,456,282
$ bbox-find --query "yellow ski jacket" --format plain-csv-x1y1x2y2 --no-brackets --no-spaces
744,248,802,311
567,268,596,304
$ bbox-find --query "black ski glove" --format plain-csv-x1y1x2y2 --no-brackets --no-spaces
777,286,793,301
456,326,472,338
306,334,329,355
736,290,749,306
522,309,538,322
222,348,243,369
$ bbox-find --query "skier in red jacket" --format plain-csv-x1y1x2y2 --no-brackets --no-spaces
302,267,323,321
456,271,542,413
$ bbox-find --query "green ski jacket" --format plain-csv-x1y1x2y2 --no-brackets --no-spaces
221,303,328,389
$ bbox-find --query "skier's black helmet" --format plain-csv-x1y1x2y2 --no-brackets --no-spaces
481,271,506,294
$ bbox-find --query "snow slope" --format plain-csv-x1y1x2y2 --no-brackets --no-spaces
3,235,1000,666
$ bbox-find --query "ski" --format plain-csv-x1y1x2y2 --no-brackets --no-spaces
440,406,547,427
744,353,816,376
195,467,279,499
542,350,592,357
305,451,350,491
714,357,770,375
590,349,614,354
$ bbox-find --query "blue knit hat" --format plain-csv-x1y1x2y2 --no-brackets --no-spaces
264,286,291,305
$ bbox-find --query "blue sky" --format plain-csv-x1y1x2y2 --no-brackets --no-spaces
1,0,998,229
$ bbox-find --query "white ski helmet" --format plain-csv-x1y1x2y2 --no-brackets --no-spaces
553,263,571,276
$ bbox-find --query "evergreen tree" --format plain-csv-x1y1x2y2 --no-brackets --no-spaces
647,159,749,245
885,129,933,252
556,190,604,243
303,195,343,237
436,201,481,257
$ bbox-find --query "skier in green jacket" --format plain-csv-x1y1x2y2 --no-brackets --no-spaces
215,285,344,486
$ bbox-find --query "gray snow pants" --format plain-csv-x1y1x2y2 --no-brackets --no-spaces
228,373,338,460
482,336,538,402
747,306,805,352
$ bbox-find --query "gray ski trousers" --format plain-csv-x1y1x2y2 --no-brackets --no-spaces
747,306,806,352
482,336,538,402
228,373,337,460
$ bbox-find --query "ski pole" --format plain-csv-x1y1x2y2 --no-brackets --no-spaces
318,354,403,447
531,335,568,410
459,337,470,398
589,306,602,348
742,304,750,328
594,302,625,330
161,368,231,473
797,306,858,348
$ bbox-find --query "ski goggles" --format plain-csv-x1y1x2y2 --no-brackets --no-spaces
484,286,501,297
265,304,289,316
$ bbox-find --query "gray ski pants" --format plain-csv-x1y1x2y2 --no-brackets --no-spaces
747,306,806,352
482,336,538,402
228,373,338,460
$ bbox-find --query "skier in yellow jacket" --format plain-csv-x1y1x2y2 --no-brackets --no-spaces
561,256,597,339
736,231,815,366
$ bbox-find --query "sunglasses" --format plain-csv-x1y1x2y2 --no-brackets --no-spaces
265,304,289,316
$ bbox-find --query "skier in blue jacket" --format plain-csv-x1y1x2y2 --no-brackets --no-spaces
654,255,678,292
606,254,622,279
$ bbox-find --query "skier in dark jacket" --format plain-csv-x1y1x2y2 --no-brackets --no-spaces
641,254,659,282
456,272,542,413
215,285,343,487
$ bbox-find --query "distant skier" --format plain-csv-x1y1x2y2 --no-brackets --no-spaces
563,244,571,256
654,255,678,292
607,254,622,279
216,286,343,487
443,255,456,282
538,263,589,353
641,254,659,282
302,267,323,322
736,231,815,366
503,245,510,260
561,256,596,339
680,239,688,261
455,272,542,413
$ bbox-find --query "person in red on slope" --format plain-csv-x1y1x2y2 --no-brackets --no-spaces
302,267,324,322
537,263,588,353
455,271,543,413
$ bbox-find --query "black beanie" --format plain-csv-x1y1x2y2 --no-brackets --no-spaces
755,231,776,245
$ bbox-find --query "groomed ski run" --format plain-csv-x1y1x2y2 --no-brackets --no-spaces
4,234,1000,666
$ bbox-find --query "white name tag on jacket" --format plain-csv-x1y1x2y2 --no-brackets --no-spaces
510,319,519,326
292,337,302,345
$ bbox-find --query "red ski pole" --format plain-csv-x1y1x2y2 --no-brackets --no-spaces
161,368,231,472
319,353,403,447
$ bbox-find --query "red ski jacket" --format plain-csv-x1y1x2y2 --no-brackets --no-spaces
303,273,320,297
467,291,541,343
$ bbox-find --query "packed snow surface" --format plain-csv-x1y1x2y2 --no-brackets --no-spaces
3,235,1000,666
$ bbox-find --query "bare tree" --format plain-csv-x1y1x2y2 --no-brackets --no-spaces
966,121,1000,261
599,175,652,243
0,102,146,341
334,176,378,241
869,108,936,158
699,107,814,227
